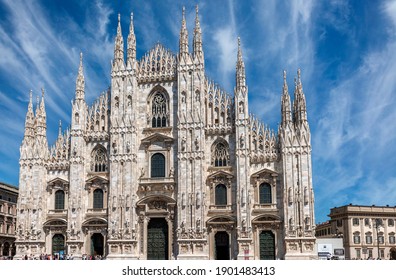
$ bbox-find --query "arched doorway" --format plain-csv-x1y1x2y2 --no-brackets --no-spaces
3,242,10,257
215,231,230,260
259,231,275,260
52,234,65,257
147,218,168,260
91,233,104,256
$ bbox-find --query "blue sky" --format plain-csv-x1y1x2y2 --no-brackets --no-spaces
0,0,395,223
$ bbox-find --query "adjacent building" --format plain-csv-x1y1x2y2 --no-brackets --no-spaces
320,204,396,260
15,7,316,260
0,182,18,259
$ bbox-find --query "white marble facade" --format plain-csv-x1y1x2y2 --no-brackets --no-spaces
15,7,316,260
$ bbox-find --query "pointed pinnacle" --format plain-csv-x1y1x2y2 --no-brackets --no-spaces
297,68,301,84
130,12,134,32
195,5,200,25
182,6,187,28
58,120,62,136
117,13,122,34
237,37,243,61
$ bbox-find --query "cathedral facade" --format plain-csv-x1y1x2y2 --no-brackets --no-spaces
15,8,316,260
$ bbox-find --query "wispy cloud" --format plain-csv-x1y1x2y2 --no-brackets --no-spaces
0,0,115,184
313,0,396,221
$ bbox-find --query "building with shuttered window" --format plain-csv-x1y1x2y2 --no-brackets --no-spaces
0,182,18,259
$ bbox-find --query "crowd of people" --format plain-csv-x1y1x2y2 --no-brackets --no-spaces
20,254,105,260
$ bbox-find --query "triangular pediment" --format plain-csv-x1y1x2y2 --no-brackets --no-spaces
86,175,109,184
141,133,174,145
207,170,233,180
251,168,278,178
47,177,69,186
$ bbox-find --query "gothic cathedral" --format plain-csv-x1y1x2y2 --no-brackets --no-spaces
15,7,316,260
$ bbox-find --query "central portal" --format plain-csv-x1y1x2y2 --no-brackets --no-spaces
147,218,169,260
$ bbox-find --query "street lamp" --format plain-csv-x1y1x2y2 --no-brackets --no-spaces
374,218,382,259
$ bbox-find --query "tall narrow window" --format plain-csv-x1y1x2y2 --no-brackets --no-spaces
92,146,108,172
353,218,359,226
151,92,168,128
54,190,65,210
259,183,272,204
93,189,104,209
212,141,229,167
151,153,165,178
215,184,227,206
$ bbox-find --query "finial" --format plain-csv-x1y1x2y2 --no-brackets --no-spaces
58,120,62,136
29,89,33,101
41,87,45,98
283,70,287,81
182,6,185,18
80,52,83,63
297,68,301,83
130,12,134,31
118,13,121,23
195,5,200,26
237,37,243,61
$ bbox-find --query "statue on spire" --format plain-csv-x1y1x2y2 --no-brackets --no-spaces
179,6,189,56
75,52,85,100
113,13,125,70
193,5,203,61
127,12,136,67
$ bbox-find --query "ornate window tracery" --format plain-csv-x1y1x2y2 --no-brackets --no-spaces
92,146,108,172
151,92,168,128
212,141,229,167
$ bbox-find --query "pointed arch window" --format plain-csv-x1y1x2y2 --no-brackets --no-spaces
151,92,168,128
92,146,108,172
212,141,229,167
259,183,272,204
151,153,165,178
54,190,65,210
93,189,104,209
215,184,227,206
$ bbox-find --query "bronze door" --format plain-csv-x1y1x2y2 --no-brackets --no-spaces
147,218,168,260
259,231,275,260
